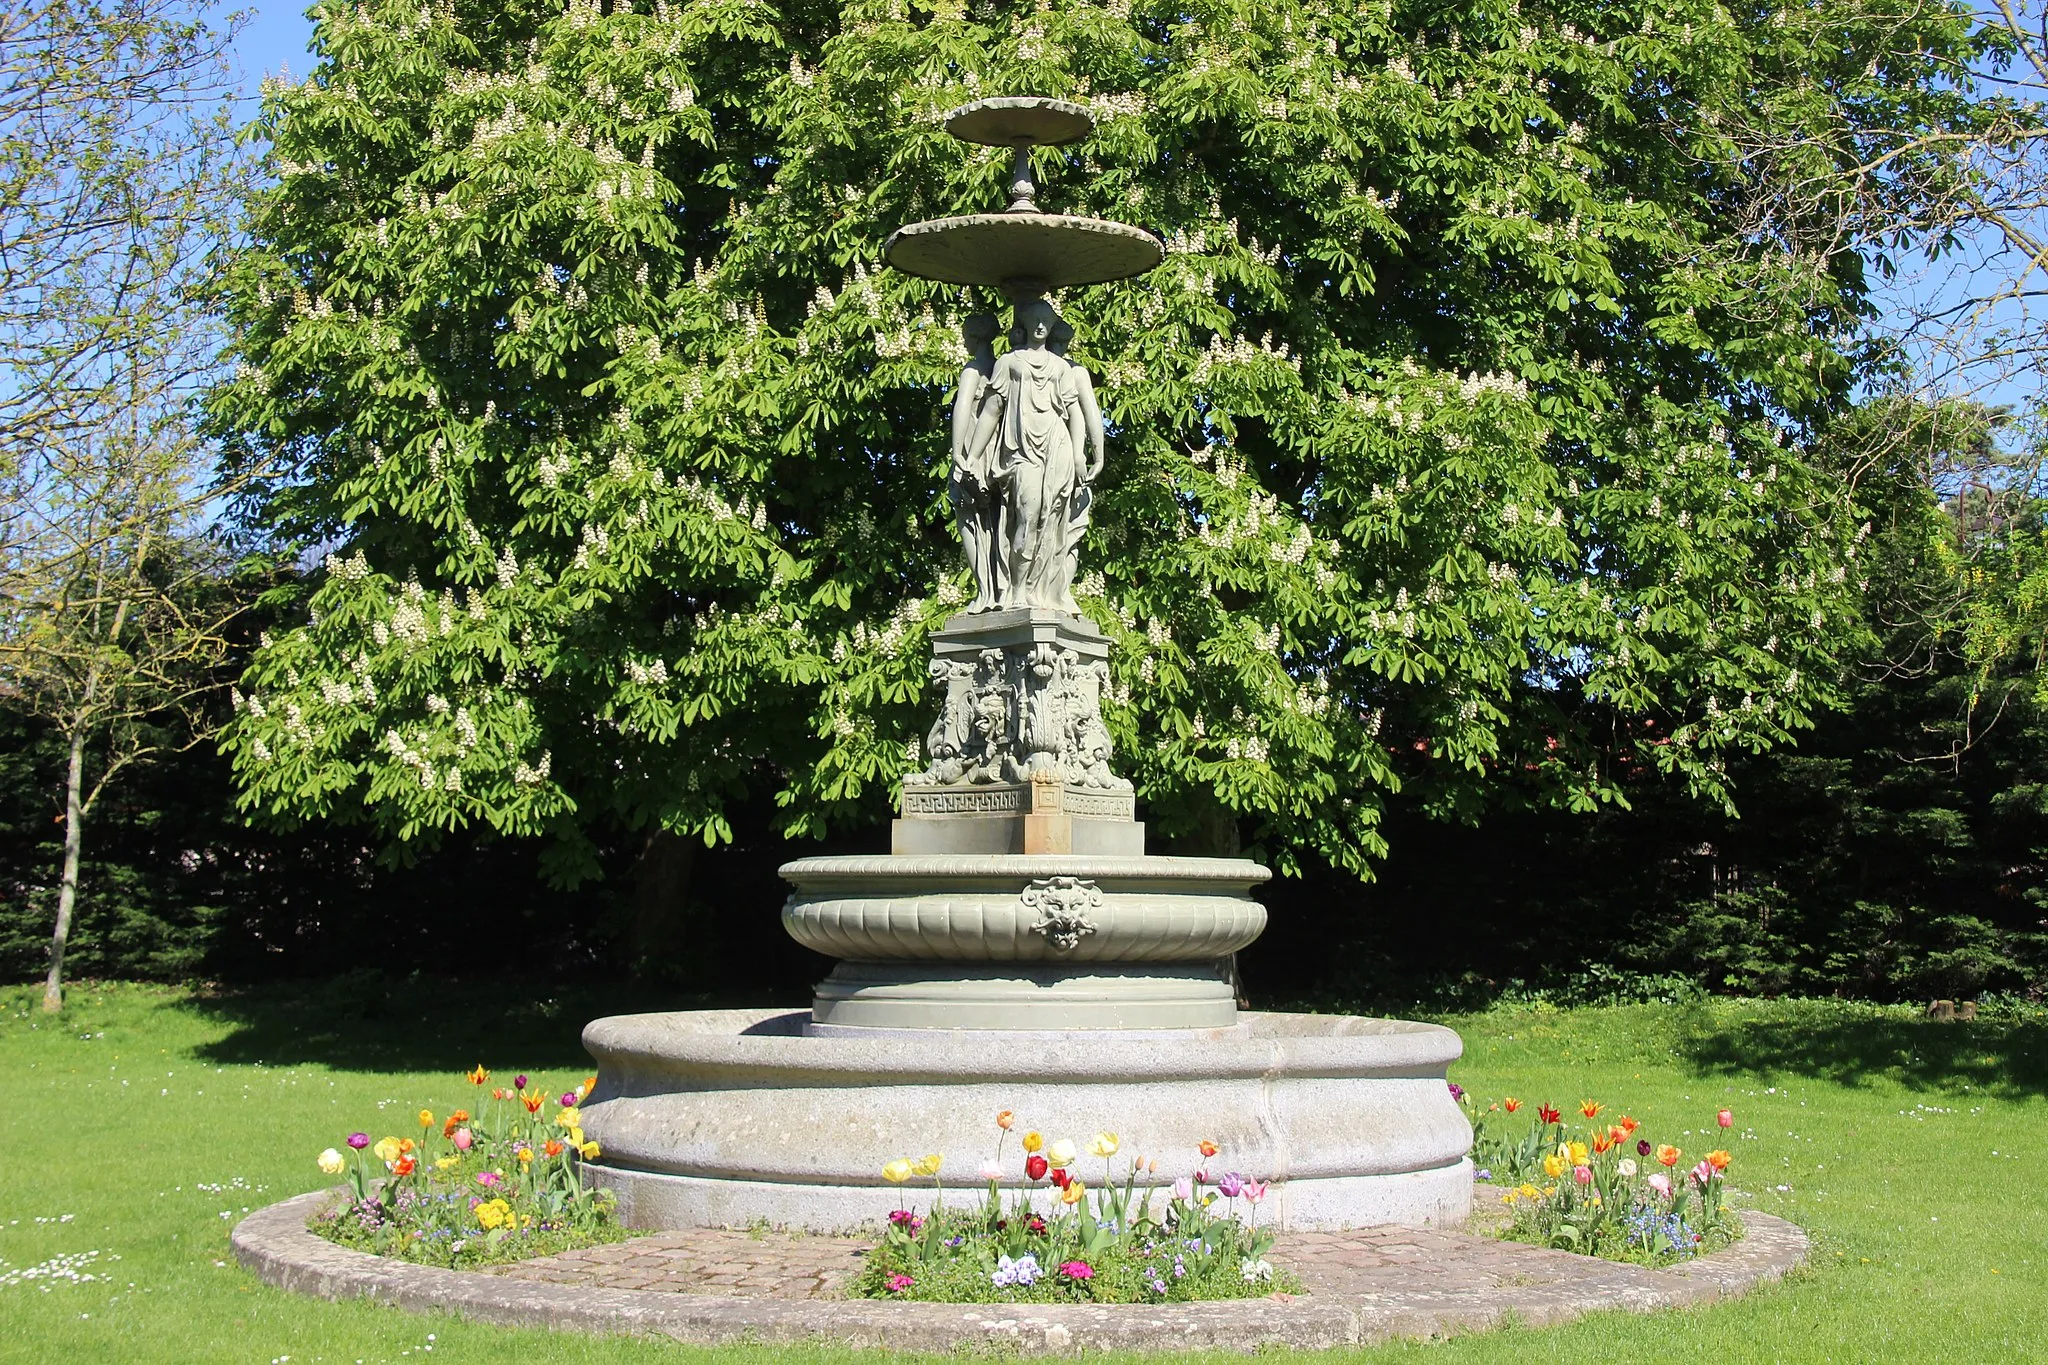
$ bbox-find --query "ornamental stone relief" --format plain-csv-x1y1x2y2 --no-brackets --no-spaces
1020,875,1103,952
912,640,1129,791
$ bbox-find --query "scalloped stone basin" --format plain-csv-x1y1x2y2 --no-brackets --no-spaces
884,212,1165,289
781,853,1270,1030
577,1008,1474,1233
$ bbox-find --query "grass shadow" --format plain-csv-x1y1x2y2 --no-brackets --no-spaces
183,969,804,1073
1672,1001,2048,1101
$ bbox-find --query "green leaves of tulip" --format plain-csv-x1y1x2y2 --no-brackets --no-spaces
209,0,1977,879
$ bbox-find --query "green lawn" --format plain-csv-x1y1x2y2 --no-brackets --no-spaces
2,979,2042,1363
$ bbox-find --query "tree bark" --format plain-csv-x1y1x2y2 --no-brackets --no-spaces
42,725,87,1012
630,829,696,977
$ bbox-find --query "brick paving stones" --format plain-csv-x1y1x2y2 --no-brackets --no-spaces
233,1189,1808,1353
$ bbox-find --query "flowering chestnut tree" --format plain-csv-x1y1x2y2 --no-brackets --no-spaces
210,0,1983,881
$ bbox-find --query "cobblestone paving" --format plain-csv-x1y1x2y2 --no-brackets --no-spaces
483,1227,871,1300
237,1188,1808,1352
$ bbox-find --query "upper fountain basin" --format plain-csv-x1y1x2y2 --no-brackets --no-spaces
884,212,1164,291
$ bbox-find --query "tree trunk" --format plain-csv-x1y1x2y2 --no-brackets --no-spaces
630,829,697,978
42,726,87,1013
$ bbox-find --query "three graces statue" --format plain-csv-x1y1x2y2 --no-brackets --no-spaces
948,298,1104,615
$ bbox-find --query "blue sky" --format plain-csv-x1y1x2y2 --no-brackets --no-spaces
229,3,315,95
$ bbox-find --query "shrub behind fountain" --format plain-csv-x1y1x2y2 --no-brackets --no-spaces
577,97,1473,1231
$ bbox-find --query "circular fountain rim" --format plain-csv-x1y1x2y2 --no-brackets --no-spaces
780,852,1270,882
883,212,1164,289
583,1007,1461,1083
943,95,1095,147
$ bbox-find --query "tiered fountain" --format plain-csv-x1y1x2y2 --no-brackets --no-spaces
578,98,1473,1231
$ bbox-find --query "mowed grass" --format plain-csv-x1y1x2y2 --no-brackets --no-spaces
0,980,2042,1364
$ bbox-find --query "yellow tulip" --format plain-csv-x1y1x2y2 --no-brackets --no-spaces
418,1109,434,1130
1542,1154,1565,1180
373,1137,403,1164
1085,1132,1119,1158
316,1148,345,1176
882,1159,914,1184
556,1108,580,1128
1060,1179,1085,1206
1021,1131,1044,1154
1568,1141,1589,1166
580,1141,601,1160
517,1147,533,1165
1047,1139,1077,1169
912,1153,943,1177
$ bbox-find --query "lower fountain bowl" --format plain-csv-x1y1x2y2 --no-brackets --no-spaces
577,1008,1473,1232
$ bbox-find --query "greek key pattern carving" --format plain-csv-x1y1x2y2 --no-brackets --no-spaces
1061,791,1136,819
1020,875,1102,952
901,787,1028,815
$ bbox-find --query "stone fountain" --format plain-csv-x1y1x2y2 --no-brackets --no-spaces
577,98,1472,1231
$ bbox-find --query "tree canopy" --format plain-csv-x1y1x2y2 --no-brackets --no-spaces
212,0,1988,883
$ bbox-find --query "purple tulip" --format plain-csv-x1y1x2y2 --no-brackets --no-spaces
1217,1172,1245,1198
1447,1082,1465,1102
560,1092,579,1107
514,1074,529,1090
1637,1139,1653,1157
347,1132,370,1150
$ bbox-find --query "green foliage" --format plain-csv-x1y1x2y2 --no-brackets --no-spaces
206,0,1986,882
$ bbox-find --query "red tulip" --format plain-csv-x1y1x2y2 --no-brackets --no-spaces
1538,1104,1562,1125
1025,1154,1048,1181
1049,1167,1071,1190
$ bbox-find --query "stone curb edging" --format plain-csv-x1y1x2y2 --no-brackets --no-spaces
231,1191,1808,1353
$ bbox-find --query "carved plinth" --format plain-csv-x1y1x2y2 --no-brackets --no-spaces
897,607,1143,857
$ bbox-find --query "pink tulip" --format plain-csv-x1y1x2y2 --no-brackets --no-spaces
1172,1178,1194,1202
1690,1160,1716,1187
1573,1165,1593,1185
1242,1179,1269,1203
1717,1109,1734,1128
452,1127,473,1151
1647,1173,1672,1199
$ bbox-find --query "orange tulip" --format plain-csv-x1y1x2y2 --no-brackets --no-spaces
1199,1139,1220,1158
997,1110,1015,1131
523,1093,544,1115
1619,1115,1640,1134
1608,1124,1627,1144
392,1155,416,1176
467,1065,489,1086
1706,1149,1731,1171
1502,1098,1522,1113
1579,1100,1603,1119
544,1139,565,1157
1592,1132,1614,1155
1656,1144,1682,1168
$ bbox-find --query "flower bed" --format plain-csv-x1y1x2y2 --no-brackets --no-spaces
1462,1087,1744,1266
852,1115,1296,1303
308,1067,633,1269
